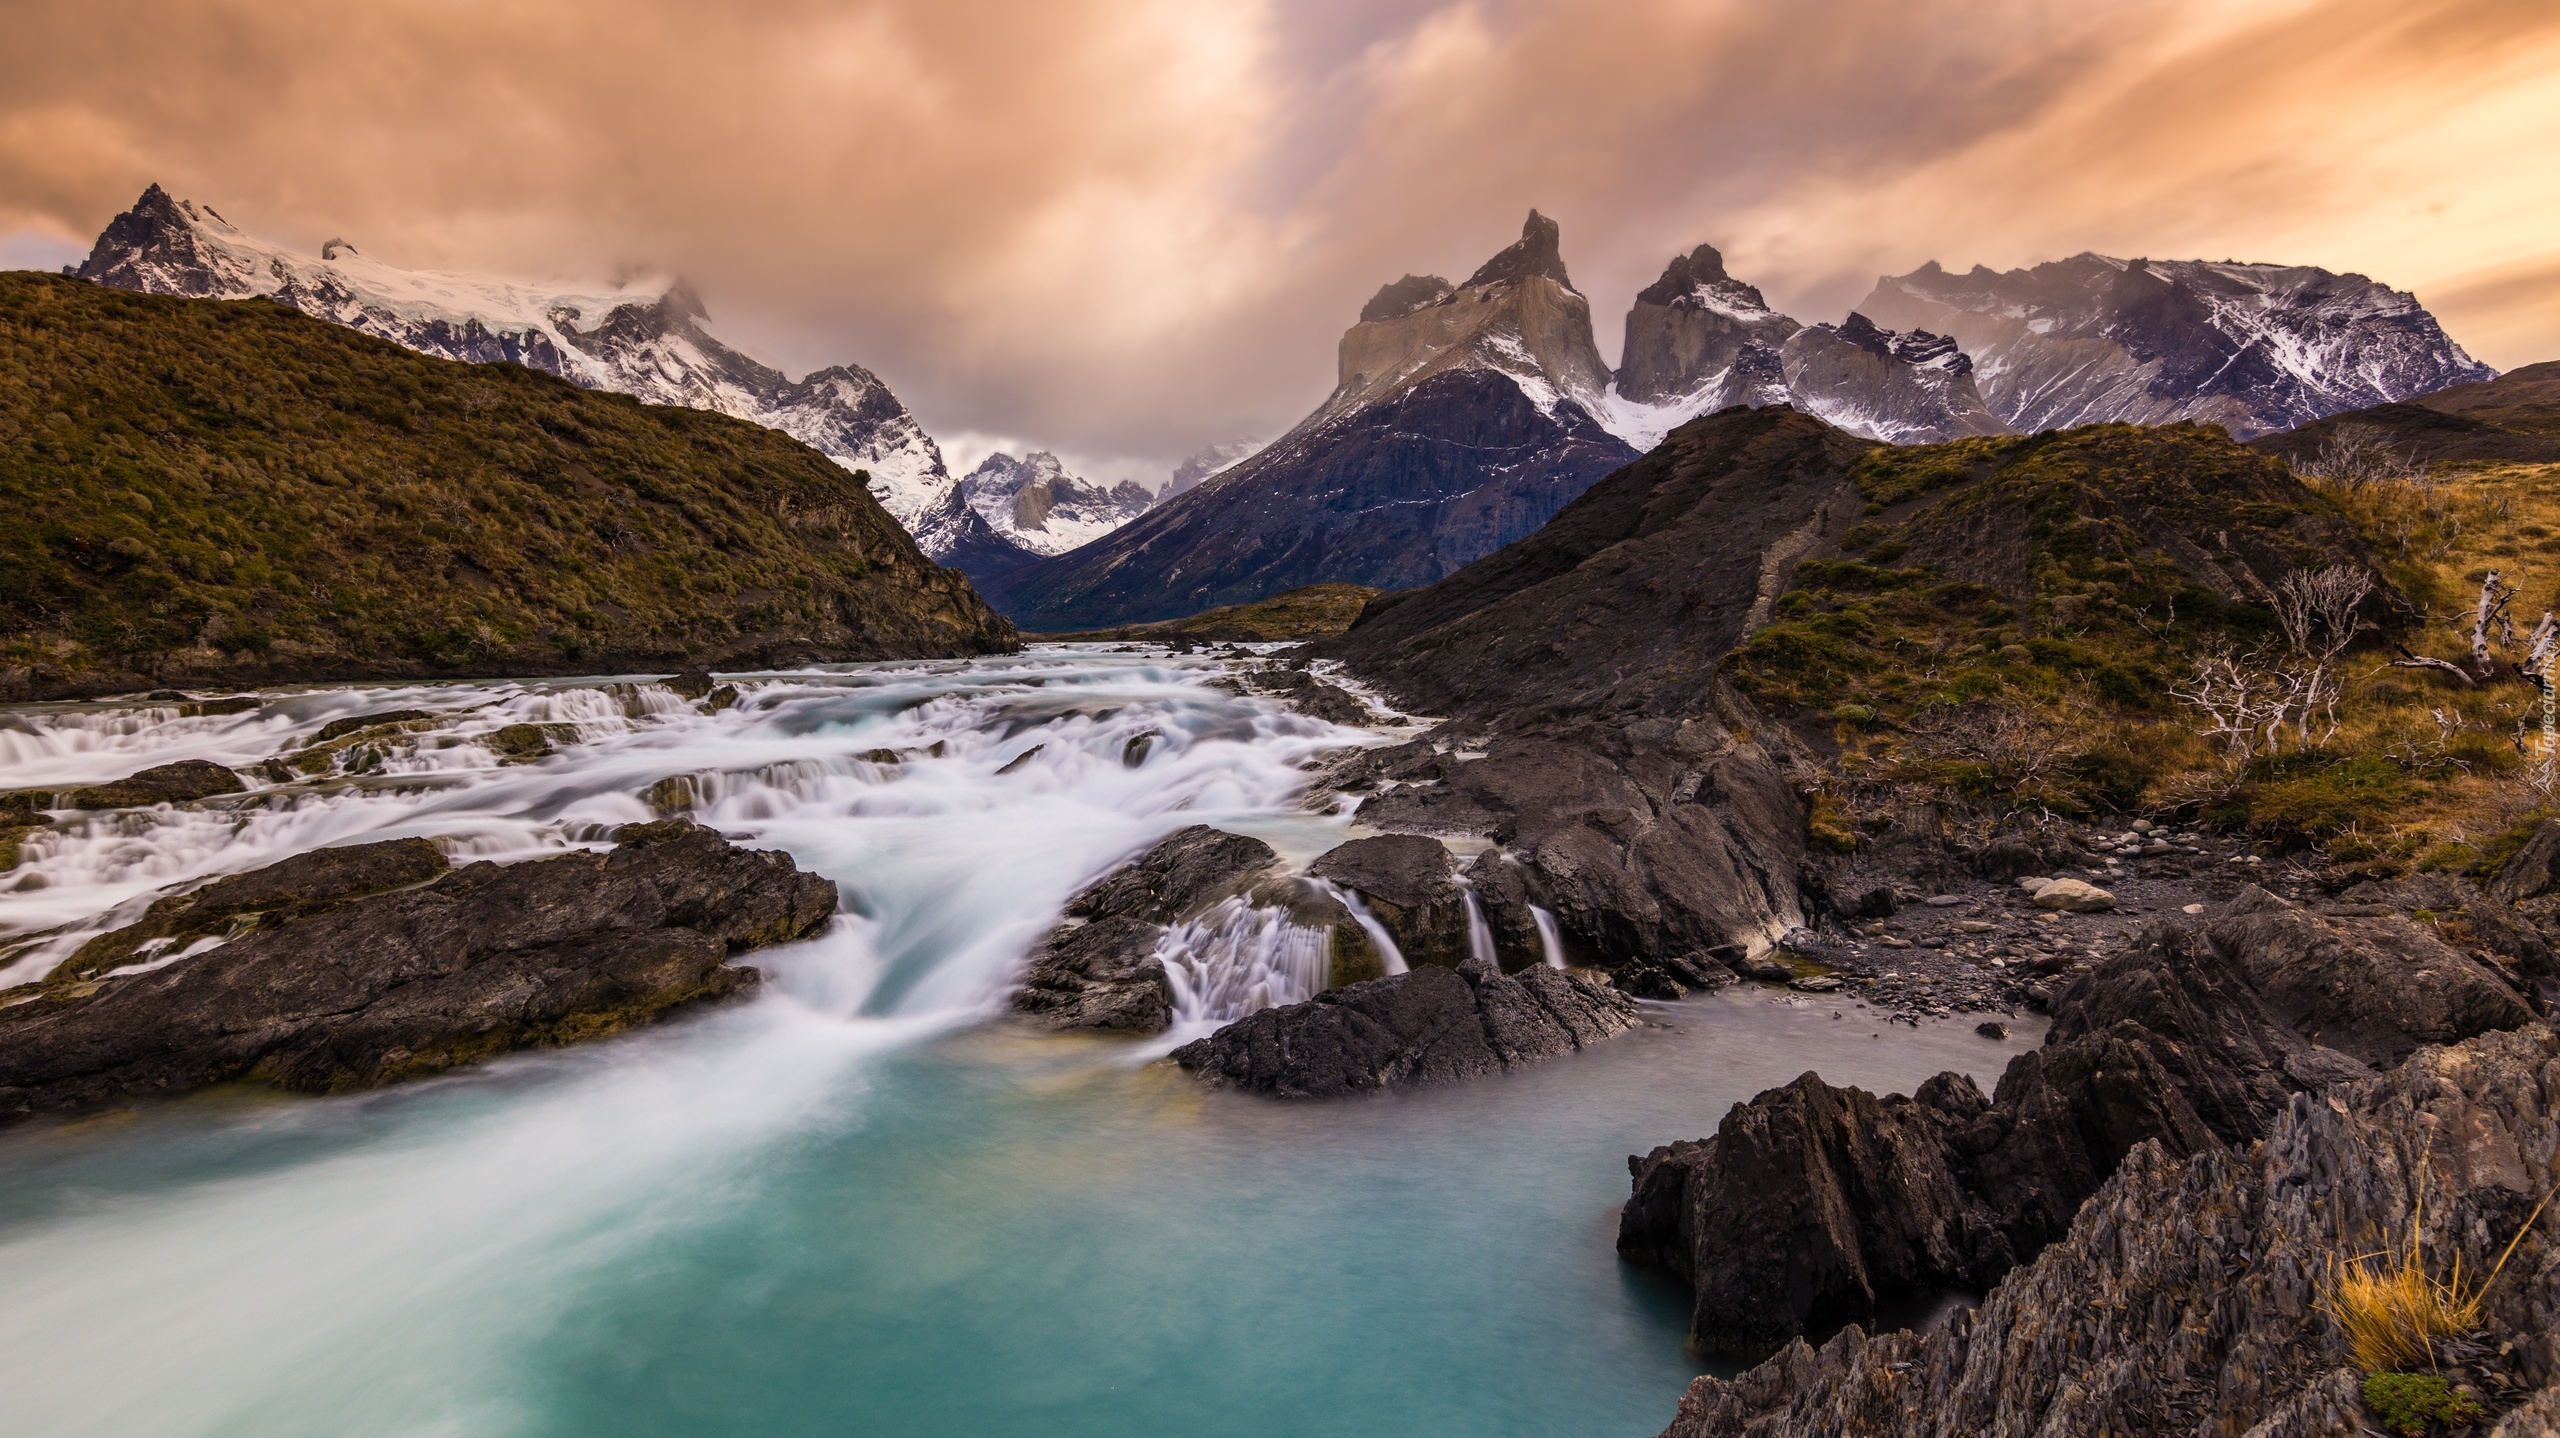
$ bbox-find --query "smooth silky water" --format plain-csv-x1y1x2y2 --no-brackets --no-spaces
0,650,2043,1437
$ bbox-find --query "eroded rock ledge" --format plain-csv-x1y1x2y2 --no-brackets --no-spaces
0,819,836,1119
1660,1022,2560,1437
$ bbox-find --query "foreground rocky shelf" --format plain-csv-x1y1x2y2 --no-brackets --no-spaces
1660,1022,2560,1437
0,819,835,1120
1619,885,2535,1360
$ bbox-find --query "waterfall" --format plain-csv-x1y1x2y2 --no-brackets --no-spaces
1312,878,1407,975
1156,896,1333,1025
1529,906,1567,969
1462,889,1499,970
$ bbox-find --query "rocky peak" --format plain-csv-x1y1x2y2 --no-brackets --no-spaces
1325,210,1611,422
1361,274,1455,323
1606,237,1805,428
1823,313,1972,375
1461,209,1575,292
957,450,1154,557
1634,243,1733,304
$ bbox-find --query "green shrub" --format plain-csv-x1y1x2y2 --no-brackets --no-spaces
2360,1371,2482,1436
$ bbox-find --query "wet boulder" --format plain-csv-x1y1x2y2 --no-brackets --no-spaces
0,819,837,1120
63,760,245,809
1171,960,1638,1099
1307,834,1475,970
1011,825,1280,1033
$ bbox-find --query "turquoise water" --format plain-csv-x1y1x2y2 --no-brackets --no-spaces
0,654,2039,1436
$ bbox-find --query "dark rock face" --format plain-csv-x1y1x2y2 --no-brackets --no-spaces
1010,826,1279,1033
1777,314,2007,444
63,760,246,809
0,820,836,1119
1659,1024,2560,1438
1621,891,2538,1359
1622,1071,2000,1356
986,368,1639,630
1170,960,1638,1099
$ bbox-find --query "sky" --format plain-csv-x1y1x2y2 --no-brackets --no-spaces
4,0,2557,479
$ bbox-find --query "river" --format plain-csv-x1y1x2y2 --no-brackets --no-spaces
0,650,2040,1437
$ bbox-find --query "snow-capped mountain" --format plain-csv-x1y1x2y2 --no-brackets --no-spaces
984,212,1639,630
1595,242,2003,448
1163,439,1263,498
74,185,958,534
1778,313,2008,444
1853,254,2496,438
956,451,1155,557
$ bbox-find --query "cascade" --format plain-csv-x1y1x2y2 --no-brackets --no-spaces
1529,906,1568,969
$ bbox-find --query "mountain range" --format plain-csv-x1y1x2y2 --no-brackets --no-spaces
64,187,2499,631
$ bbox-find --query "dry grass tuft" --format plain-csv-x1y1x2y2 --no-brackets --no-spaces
2321,1146,2556,1374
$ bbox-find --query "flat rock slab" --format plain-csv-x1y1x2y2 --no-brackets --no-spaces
1171,961,1638,1099
0,819,836,1120
60,760,246,809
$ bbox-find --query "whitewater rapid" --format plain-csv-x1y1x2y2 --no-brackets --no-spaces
0,648,1381,1435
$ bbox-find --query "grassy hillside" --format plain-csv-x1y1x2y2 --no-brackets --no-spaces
1730,418,2560,878
0,273,1012,698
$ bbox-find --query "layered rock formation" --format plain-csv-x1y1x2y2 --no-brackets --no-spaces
986,213,1641,629
1855,253,2496,438
1659,1022,2560,1437
74,185,961,536
0,820,836,1119
1618,888,2537,1359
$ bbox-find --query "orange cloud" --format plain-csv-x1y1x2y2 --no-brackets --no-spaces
1,0,2551,465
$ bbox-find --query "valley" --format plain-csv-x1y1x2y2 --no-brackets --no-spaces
6,187,2558,1438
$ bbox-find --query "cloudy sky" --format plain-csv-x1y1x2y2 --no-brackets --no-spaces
4,0,2555,478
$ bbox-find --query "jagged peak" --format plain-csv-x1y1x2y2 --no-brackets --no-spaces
1361,274,1454,323
1635,243,1731,306
1462,209,1572,292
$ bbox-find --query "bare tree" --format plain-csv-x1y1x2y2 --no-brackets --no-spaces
2269,566,2374,743
2169,644,2297,759
2295,423,2424,487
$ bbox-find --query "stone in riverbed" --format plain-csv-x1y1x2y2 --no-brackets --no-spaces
1171,960,1637,1099
1306,833,1476,970
2030,877,2113,912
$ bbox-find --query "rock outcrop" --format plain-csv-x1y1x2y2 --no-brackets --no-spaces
1776,314,2007,446
1320,407,1871,973
1170,958,1638,1099
1619,889,2537,1358
1306,834,1475,970
0,820,836,1119
1658,1023,2560,1437
1010,825,1283,1033
58,760,246,809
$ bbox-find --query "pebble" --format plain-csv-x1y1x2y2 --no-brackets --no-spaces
1924,895,1965,907
1956,920,1994,933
